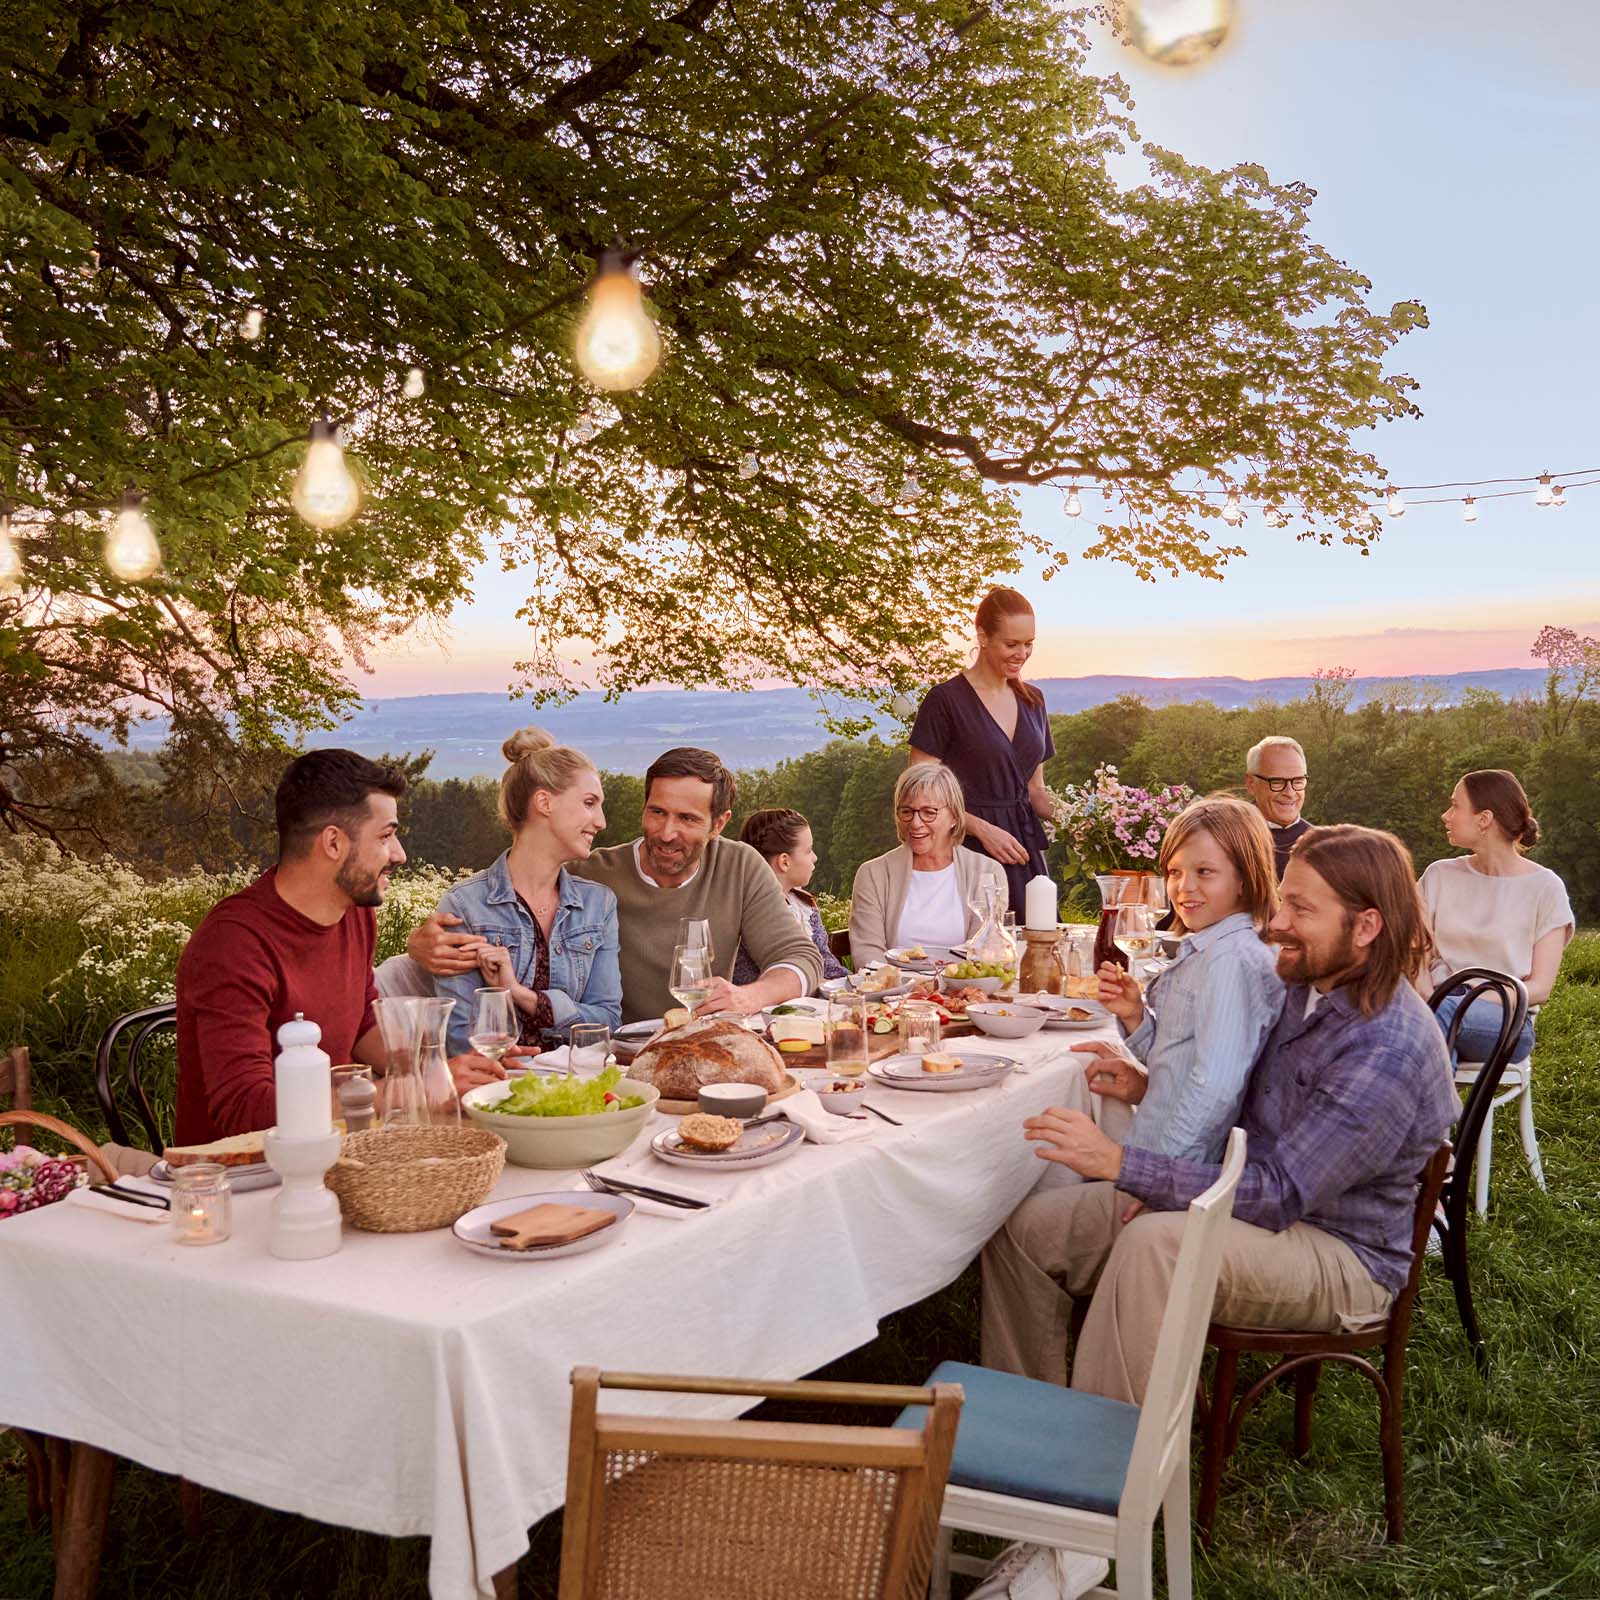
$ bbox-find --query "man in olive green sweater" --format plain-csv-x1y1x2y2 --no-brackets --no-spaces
408,748,822,1023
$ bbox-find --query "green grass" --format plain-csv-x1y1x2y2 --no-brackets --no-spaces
6,940,1600,1599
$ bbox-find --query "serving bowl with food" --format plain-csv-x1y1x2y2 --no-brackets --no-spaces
462,1068,658,1168
936,958,1014,996
815,1078,868,1115
965,1002,1049,1039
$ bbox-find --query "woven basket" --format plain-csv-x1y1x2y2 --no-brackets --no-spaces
325,1124,505,1232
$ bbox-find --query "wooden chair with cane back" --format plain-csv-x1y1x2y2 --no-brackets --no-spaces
1196,1142,1451,1546
558,1368,963,1600
93,1001,178,1154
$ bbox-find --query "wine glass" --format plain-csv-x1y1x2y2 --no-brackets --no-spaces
1112,904,1160,975
677,917,715,970
669,944,712,1016
568,1022,612,1077
468,988,518,1068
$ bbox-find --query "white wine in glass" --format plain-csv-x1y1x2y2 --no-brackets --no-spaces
468,987,518,1064
1112,906,1160,968
669,946,712,1014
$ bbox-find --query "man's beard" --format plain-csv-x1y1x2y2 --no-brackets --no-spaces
1273,922,1360,988
644,836,703,881
336,858,389,907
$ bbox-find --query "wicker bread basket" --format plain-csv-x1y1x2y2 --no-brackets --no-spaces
325,1124,505,1232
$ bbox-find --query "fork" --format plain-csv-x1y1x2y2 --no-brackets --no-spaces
580,1170,708,1210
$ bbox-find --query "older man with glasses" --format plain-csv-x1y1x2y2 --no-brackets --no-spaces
1245,735,1312,880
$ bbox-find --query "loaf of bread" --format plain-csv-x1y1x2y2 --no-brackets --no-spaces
163,1130,267,1168
626,1018,786,1101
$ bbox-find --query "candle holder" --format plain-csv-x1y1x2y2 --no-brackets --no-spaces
263,1128,344,1260
171,1163,232,1246
1019,926,1065,995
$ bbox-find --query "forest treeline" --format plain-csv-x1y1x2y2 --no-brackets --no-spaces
61,675,1599,923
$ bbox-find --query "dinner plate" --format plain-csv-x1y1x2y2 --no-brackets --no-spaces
148,1160,282,1193
868,1053,1017,1092
649,1119,806,1168
1030,996,1111,1031
452,1190,633,1260
849,968,917,1001
616,1019,664,1042
885,947,943,973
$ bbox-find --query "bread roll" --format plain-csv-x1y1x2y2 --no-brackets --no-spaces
677,1113,743,1152
921,1052,959,1075
627,1018,786,1101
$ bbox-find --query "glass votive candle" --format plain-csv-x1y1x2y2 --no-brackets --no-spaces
899,1000,942,1057
171,1163,232,1246
825,995,871,1077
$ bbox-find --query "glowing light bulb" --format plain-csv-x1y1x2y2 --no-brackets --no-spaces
573,252,660,391
1551,482,1567,508
105,491,161,580
867,485,887,508
1535,473,1554,507
1115,0,1236,68
900,472,922,502
1221,491,1244,526
1264,505,1288,529
292,416,361,530
1385,485,1405,519
0,507,20,591
572,411,598,445
239,308,263,341
738,451,760,481
1064,485,1083,518
1462,496,1478,523
403,366,426,400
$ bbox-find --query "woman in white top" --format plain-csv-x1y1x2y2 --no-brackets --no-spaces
1419,769,1574,1061
848,762,1007,968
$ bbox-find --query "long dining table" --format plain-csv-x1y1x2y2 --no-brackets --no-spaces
2,1018,1121,1599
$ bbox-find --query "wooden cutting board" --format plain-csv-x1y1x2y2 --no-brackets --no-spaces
769,1019,974,1070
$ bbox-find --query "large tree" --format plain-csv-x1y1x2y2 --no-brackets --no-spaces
1,0,1423,840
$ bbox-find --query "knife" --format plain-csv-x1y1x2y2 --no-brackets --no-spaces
583,1172,709,1210
90,1182,171,1211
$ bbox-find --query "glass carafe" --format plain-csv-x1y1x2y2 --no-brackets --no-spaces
967,881,1019,982
1093,874,1134,973
414,997,462,1125
373,996,428,1127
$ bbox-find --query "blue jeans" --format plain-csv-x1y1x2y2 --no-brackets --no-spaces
1434,992,1533,1065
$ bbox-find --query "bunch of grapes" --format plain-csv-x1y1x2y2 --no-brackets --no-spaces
0,1145,86,1216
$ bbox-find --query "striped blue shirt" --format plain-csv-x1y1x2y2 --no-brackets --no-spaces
1121,912,1285,1162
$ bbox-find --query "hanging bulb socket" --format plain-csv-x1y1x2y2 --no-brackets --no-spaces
1221,490,1244,526
1064,485,1083,518
738,451,760,481
1264,505,1288,529
239,308,264,341
105,488,162,581
900,472,922,502
292,415,361,530
1535,472,1554,507
1385,484,1406,519
402,366,426,400
573,250,661,391
1461,496,1478,523
1551,482,1567,508
0,503,21,591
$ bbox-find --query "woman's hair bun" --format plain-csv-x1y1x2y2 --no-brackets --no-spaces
502,726,555,764
1521,815,1542,847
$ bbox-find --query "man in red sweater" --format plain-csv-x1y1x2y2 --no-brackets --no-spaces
175,749,505,1144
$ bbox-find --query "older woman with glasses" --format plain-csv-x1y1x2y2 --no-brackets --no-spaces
848,762,1008,967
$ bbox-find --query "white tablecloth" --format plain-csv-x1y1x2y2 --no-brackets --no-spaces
1,1025,1115,1598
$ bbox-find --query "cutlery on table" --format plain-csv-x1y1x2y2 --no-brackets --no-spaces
861,1102,902,1126
89,1182,170,1211
580,1170,709,1211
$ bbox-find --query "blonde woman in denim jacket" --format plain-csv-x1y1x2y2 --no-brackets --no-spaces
432,728,622,1055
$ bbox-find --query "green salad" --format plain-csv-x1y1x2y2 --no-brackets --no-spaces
490,1065,645,1118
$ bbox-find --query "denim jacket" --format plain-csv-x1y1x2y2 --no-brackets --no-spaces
434,853,622,1054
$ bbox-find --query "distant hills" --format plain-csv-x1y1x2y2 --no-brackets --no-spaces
121,668,1552,777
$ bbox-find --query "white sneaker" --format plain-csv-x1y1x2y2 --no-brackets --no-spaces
967,1541,1110,1600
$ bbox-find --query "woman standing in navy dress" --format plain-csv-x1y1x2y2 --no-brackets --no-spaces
909,586,1057,915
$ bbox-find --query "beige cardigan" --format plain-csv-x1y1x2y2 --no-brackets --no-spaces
848,845,1007,968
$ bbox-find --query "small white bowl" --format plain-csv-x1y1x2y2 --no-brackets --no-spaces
697,1082,769,1119
965,1002,1049,1039
814,1079,867,1115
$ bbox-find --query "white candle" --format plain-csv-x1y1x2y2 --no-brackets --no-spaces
275,1013,332,1140
1024,875,1058,931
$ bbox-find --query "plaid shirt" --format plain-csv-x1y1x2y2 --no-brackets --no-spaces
1118,978,1459,1295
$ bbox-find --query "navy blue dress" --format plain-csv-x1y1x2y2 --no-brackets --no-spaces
909,675,1055,914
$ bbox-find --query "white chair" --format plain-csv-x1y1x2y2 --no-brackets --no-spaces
910,1128,1247,1600
1455,1006,1543,1218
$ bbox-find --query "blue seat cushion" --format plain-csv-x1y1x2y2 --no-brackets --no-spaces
896,1360,1139,1516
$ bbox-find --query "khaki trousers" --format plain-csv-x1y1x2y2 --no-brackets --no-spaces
980,1181,1392,1404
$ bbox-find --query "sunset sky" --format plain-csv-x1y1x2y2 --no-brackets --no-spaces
362,0,1600,697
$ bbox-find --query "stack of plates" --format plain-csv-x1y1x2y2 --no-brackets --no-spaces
867,1053,1017,1093
649,1120,805,1170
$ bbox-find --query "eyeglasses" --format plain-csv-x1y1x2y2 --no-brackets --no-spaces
1253,775,1308,793
896,805,946,824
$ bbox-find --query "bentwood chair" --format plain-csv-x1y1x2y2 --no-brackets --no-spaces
1428,969,1538,1217
913,1128,1247,1600
1,1046,32,1112
1197,1143,1451,1545
1427,969,1530,1368
558,1368,962,1600
93,1002,178,1152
